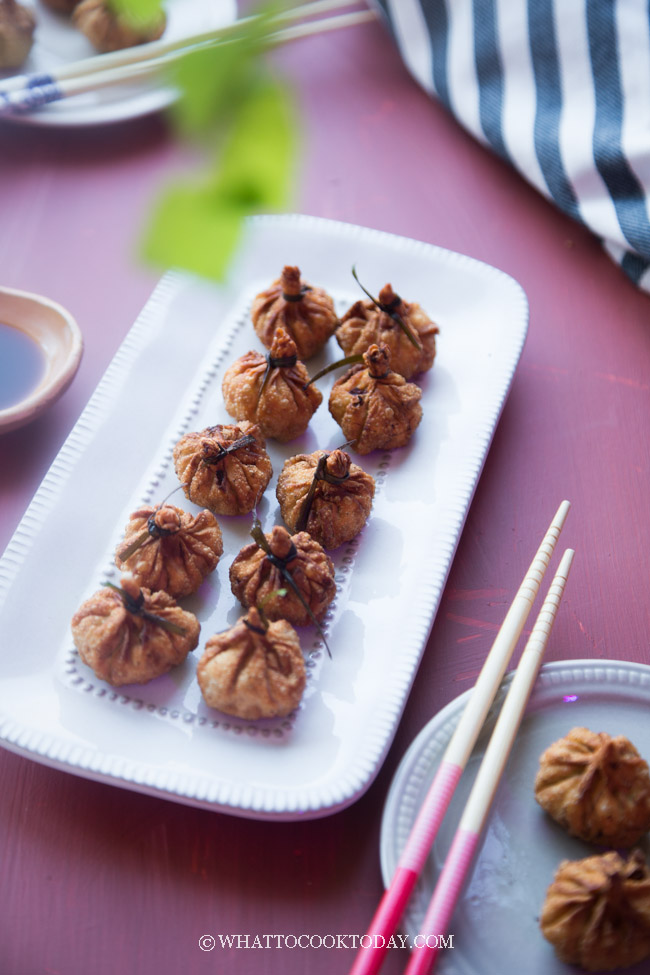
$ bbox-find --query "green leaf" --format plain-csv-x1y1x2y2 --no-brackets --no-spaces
213,78,295,209
143,187,247,282
167,4,285,139
108,0,165,29
168,44,255,139
139,1,297,282
142,78,296,281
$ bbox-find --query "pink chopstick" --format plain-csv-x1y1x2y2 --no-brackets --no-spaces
348,501,571,975
404,548,575,975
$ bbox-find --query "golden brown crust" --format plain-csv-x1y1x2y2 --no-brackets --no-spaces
71,575,200,687
173,421,272,516
73,0,165,52
250,266,337,360
328,344,422,454
535,727,650,847
115,504,223,598
336,284,438,379
197,608,306,720
0,0,35,70
276,449,375,549
221,328,322,442
540,850,650,971
229,525,336,626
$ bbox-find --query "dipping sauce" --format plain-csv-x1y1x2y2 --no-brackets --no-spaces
0,321,46,410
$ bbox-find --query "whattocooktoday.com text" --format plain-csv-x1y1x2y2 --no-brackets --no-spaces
198,933,454,952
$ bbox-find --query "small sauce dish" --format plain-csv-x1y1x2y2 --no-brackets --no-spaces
0,286,83,434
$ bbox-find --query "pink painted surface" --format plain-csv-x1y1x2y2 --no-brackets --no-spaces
0,8,649,975
348,762,463,975
349,867,419,975
398,761,464,873
404,830,480,975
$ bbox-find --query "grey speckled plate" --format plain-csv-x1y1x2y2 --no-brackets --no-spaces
381,659,650,974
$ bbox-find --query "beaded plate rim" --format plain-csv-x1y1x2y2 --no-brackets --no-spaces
0,214,529,820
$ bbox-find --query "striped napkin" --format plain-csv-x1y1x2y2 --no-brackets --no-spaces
373,0,650,292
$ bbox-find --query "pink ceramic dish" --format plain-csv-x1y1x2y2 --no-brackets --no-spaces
0,286,83,434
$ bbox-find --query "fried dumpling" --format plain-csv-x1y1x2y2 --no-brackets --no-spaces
71,574,200,687
173,421,272,517
197,607,306,720
276,448,375,549
535,727,650,847
250,265,337,360
328,343,422,454
0,0,35,70
221,327,322,442
229,524,336,627
336,282,439,379
73,0,165,52
540,850,650,971
115,503,223,599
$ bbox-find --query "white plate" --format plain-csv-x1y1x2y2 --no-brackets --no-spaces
1,0,236,127
380,659,650,974
0,214,528,820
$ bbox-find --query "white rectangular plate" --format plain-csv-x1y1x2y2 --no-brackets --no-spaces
0,215,528,821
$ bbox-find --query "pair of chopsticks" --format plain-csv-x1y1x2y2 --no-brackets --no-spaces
350,500,574,975
0,0,377,116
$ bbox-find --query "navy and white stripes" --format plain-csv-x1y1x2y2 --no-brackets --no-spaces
373,0,650,292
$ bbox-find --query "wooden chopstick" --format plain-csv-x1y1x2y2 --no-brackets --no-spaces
348,500,571,975
0,1,377,115
0,0,367,90
404,547,575,975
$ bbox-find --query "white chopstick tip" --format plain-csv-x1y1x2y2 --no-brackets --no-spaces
553,499,571,529
556,547,575,577
525,548,575,651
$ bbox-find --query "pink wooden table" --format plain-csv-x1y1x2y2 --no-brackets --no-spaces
1,9,649,975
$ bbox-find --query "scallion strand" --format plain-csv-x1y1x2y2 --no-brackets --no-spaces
249,521,331,657
351,265,421,350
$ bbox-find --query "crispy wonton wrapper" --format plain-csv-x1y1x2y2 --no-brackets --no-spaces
71,574,200,687
337,283,438,379
535,727,650,847
73,0,165,52
540,850,650,971
276,448,375,549
230,525,335,626
115,503,223,598
328,343,422,454
173,421,272,517
197,607,306,720
222,328,322,442
250,265,337,360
